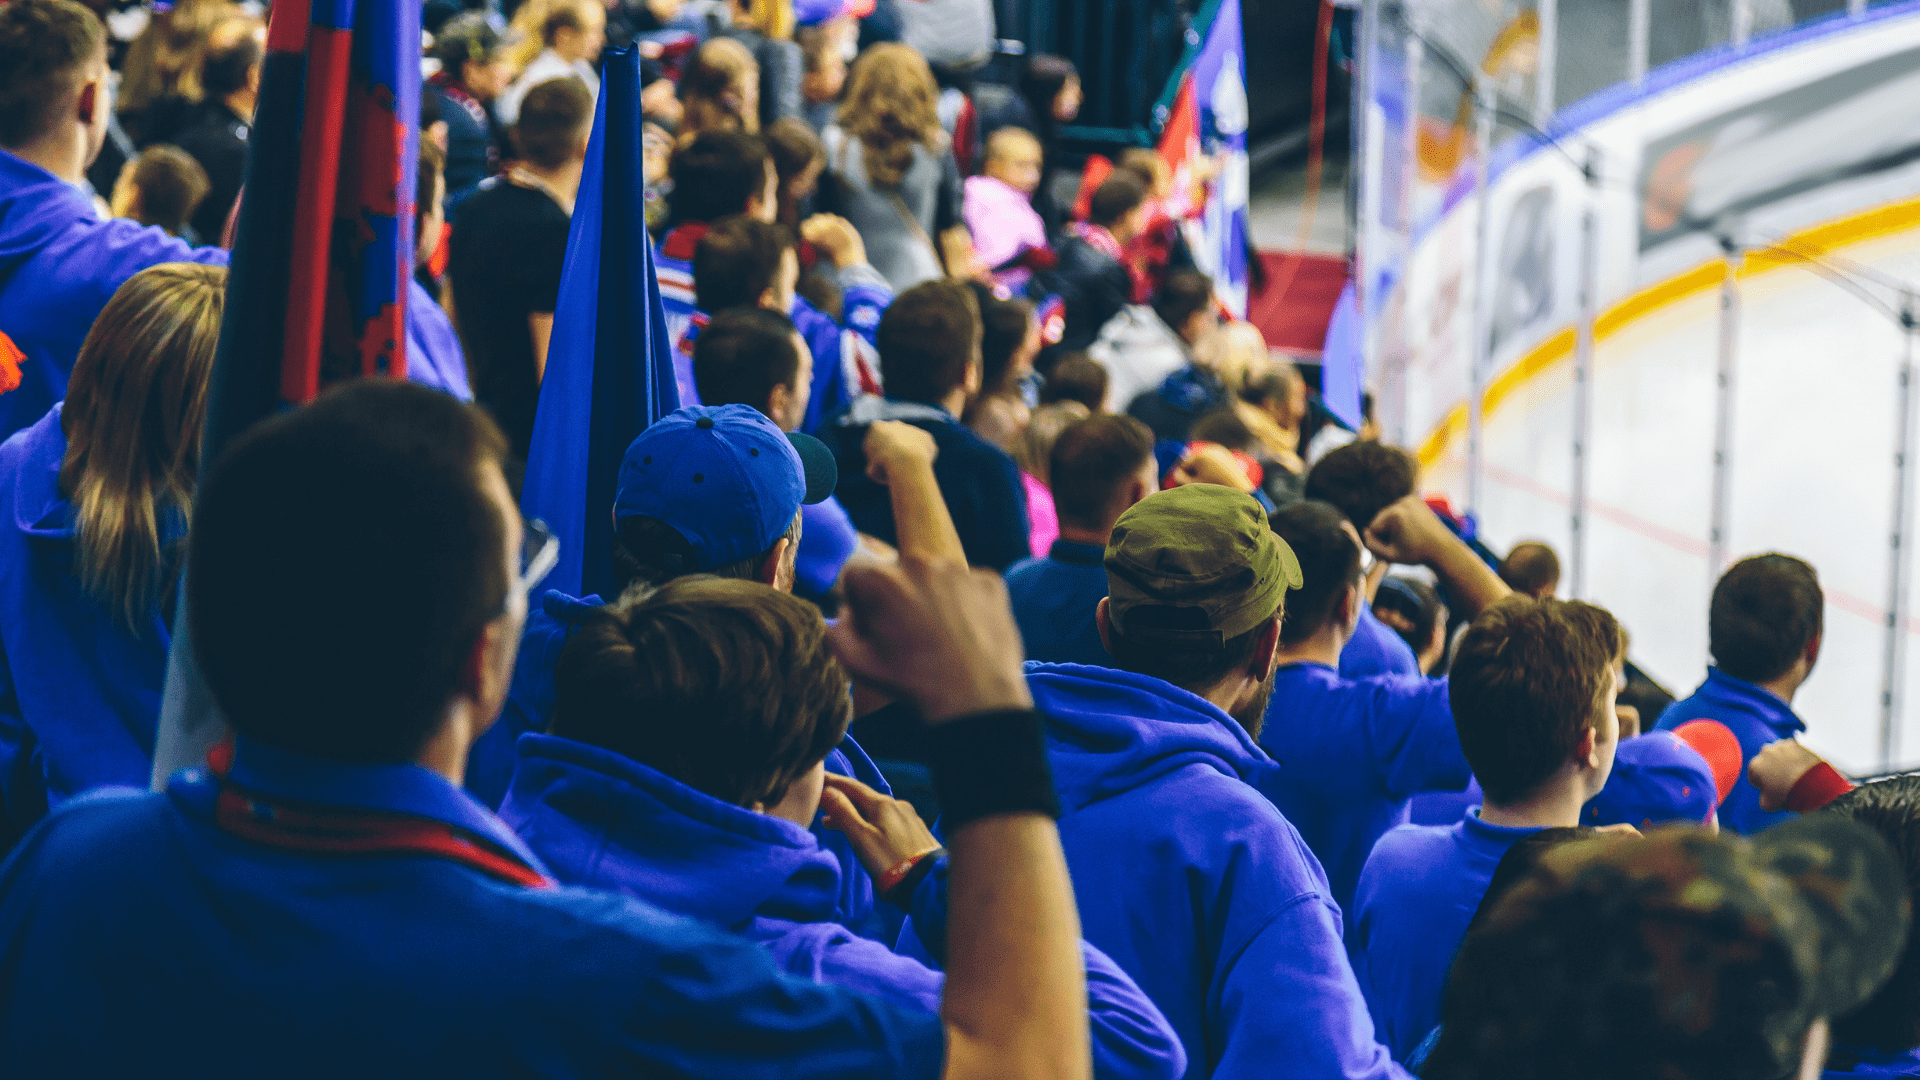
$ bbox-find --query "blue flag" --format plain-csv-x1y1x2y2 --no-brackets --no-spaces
520,46,681,601
1191,0,1249,317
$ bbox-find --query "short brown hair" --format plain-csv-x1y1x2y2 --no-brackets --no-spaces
0,0,106,149
1040,354,1108,412
693,215,792,313
1499,541,1562,598
1710,553,1823,684
1268,499,1363,646
1450,597,1621,805
190,381,511,763
1304,440,1420,530
514,77,593,168
127,145,211,235
1088,173,1148,228
877,279,980,406
693,306,804,415
1050,415,1153,529
551,576,852,808
541,0,595,42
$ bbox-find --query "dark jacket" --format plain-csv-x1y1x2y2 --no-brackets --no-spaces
1051,232,1131,354
170,100,250,244
825,397,1032,571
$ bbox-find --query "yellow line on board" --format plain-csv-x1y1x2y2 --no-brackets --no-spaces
1414,195,1920,468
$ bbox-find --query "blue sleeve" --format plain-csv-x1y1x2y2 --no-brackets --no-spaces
778,921,946,1013
1085,940,1190,1080
595,896,948,1079
837,264,893,348
819,740,893,944
1214,894,1412,1080
1364,676,1472,801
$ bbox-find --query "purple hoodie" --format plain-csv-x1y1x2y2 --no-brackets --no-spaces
1028,662,1410,1080
0,408,178,843
499,732,1189,1080
0,149,227,441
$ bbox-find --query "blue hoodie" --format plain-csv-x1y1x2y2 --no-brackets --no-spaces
469,589,899,942
1347,810,1542,1061
0,408,178,842
0,148,227,441
1826,1046,1920,1078
1027,662,1409,1080
1259,663,1470,915
500,732,1188,1080
1655,667,1805,835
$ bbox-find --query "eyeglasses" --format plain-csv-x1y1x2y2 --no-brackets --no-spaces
515,518,560,597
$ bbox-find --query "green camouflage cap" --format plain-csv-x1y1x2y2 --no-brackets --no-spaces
1433,818,1910,1080
1104,484,1303,642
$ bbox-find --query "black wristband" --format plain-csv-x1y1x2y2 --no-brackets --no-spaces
928,709,1060,830
880,849,945,908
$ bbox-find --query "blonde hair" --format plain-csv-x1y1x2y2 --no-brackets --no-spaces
678,37,760,139
502,0,577,76
1013,400,1090,483
59,263,226,628
117,0,238,115
985,126,1041,166
1198,320,1274,398
737,0,795,42
839,42,942,190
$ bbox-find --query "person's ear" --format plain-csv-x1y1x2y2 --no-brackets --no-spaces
759,285,781,311
1096,597,1114,654
76,78,102,129
765,384,793,427
1577,723,1600,769
756,538,787,588
247,61,263,94
1125,474,1149,509
1250,613,1281,681
1341,582,1363,630
1805,632,1822,670
964,356,983,396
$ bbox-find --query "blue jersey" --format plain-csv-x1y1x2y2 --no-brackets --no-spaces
1260,663,1470,915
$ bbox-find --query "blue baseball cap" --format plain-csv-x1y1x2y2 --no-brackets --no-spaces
1583,731,1720,829
794,0,847,26
613,405,836,572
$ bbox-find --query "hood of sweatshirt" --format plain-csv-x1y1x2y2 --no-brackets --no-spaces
7,407,76,543
0,150,90,285
500,732,843,932
1025,661,1281,815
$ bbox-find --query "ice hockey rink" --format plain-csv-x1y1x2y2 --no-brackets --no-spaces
1417,207,1920,776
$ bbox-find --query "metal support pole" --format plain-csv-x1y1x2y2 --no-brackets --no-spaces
1732,0,1754,50
1571,147,1601,600
1467,76,1496,520
1628,0,1651,85
1389,29,1423,449
1354,0,1380,399
1707,242,1742,586
1851,0,1868,17
1881,297,1920,770
1534,0,1558,128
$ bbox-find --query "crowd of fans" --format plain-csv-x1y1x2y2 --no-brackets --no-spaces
0,0,1913,1077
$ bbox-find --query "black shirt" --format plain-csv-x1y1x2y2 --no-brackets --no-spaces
447,177,570,461
171,101,250,245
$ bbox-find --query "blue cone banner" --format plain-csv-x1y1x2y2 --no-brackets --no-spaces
520,45,681,602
